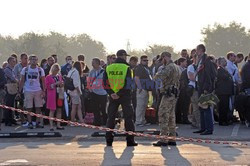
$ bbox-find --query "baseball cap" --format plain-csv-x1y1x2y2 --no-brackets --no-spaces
116,49,130,57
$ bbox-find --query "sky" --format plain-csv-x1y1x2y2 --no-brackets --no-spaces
0,0,250,53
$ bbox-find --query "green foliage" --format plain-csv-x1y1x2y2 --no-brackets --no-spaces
129,44,178,60
0,32,106,65
202,22,250,57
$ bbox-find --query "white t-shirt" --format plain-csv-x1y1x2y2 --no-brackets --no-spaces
187,64,196,88
21,66,45,92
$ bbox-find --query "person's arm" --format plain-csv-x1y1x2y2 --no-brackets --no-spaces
103,70,115,95
19,75,25,93
4,67,17,83
116,68,131,97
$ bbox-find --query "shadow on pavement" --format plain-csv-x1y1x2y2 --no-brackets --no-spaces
101,146,135,166
161,146,191,165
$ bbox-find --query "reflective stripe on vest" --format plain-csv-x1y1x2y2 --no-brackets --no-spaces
106,63,129,93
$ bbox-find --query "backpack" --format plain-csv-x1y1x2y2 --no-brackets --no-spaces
145,107,157,124
64,70,75,91
84,112,94,124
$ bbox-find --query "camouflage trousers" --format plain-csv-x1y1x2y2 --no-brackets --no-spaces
158,95,177,143
191,91,200,128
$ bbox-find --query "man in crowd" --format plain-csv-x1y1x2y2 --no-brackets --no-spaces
44,56,55,76
51,54,58,63
13,53,28,123
103,49,137,147
14,53,28,81
193,44,217,135
187,54,200,128
134,55,152,126
176,57,191,124
239,53,250,127
129,56,138,113
235,52,244,67
215,57,234,126
19,55,46,129
87,58,107,126
61,56,73,76
153,52,181,146
4,56,18,126
180,49,192,66
226,51,241,123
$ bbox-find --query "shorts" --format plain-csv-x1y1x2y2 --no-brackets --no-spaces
69,90,81,105
24,90,44,109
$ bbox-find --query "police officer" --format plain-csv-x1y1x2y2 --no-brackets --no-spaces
103,49,138,147
153,52,181,146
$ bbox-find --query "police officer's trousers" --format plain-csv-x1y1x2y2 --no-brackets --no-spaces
106,95,135,143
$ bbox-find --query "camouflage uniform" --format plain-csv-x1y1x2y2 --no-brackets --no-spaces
154,61,181,143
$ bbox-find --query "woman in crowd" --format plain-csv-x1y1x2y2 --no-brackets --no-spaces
45,63,65,131
67,61,84,124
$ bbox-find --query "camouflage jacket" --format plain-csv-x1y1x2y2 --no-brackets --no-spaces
154,61,181,93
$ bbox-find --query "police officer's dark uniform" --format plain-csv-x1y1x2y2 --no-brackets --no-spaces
103,49,138,147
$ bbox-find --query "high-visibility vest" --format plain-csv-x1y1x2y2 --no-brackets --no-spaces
106,63,129,93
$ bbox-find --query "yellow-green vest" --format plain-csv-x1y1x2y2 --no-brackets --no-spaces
106,63,129,93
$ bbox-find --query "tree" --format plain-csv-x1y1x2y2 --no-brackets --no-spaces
202,22,250,57
0,32,106,66
129,44,178,60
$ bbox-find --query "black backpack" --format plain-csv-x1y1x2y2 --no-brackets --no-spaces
64,70,75,91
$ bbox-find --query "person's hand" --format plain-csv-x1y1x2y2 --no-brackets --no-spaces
41,91,46,98
111,93,119,100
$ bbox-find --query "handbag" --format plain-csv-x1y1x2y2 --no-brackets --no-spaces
57,87,65,99
64,71,75,91
6,83,18,95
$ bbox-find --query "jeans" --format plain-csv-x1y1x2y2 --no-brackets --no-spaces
200,106,214,132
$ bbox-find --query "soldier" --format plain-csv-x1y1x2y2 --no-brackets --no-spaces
153,52,181,146
103,49,137,147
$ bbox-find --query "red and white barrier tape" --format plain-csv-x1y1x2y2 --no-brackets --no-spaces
0,104,248,146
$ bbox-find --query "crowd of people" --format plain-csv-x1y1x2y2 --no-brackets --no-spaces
0,44,249,146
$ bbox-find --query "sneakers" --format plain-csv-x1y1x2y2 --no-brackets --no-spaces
28,123,33,129
136,124,144,127
36,123,44,128
136,122,151,127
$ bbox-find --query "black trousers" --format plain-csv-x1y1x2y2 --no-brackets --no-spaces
131,90,137,121
176,89,191,122
89,93,107,126
4,93,16,124
106,95,135,142
218,95,230,124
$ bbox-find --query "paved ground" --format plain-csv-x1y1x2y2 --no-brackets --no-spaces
0,122,249,165
0,140,250,165
1,122,249,141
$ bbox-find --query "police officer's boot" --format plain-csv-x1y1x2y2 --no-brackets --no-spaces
126,135,138,147
106,132,114,146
